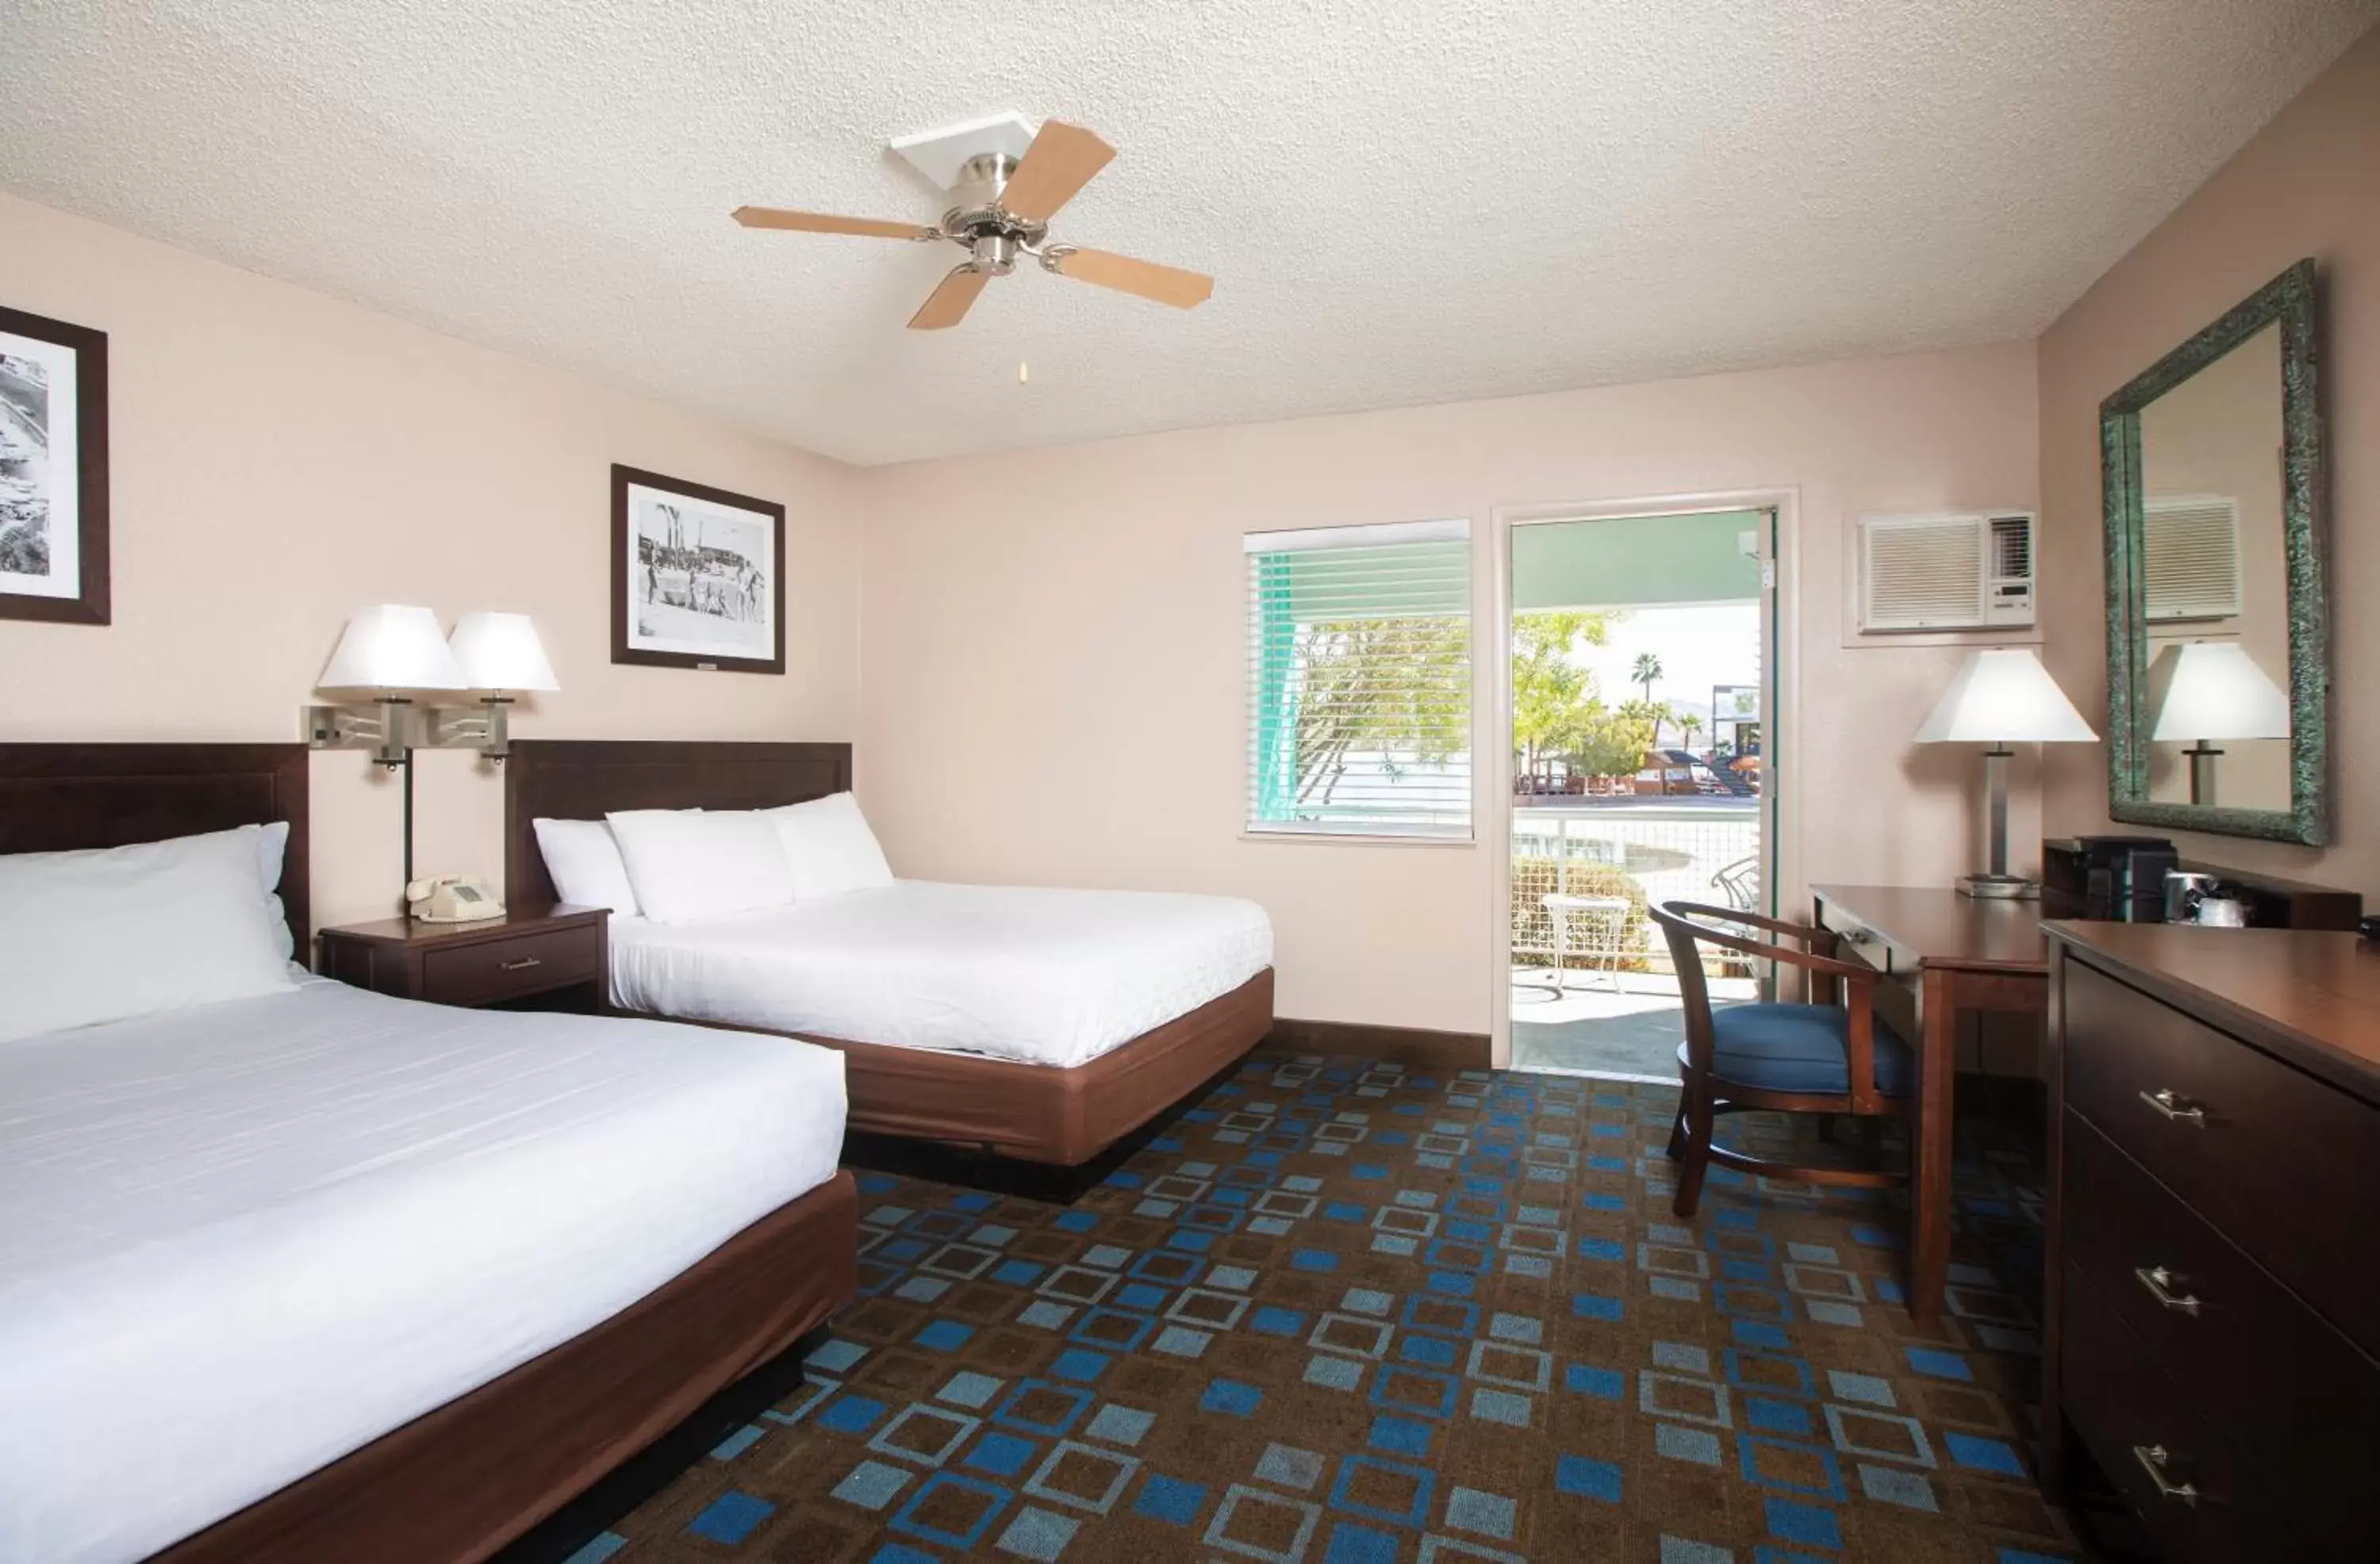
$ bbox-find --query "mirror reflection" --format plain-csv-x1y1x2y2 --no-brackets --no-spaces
2134,320,2291,812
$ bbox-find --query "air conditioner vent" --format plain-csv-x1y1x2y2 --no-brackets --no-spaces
1988,513,2032,580
2143,496,2241,622
1858,512,2035,632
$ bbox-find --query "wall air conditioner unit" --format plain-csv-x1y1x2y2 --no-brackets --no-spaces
2141,495,2241,622
1857,512,2036,632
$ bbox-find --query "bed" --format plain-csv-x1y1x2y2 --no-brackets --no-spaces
504,739,1276,1168
0,743,858,1564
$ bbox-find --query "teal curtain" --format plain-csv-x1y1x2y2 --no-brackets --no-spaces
1253,552,1298,822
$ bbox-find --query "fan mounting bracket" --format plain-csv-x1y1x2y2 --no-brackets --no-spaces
889,112,1041,191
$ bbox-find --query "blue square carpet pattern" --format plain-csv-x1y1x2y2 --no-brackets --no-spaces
570,1054,2073,1562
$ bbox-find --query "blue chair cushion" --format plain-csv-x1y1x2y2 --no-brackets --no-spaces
1678,1002,1916,1098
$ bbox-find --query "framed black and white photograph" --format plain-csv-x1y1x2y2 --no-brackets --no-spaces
610,464,785,673
0,305,109,626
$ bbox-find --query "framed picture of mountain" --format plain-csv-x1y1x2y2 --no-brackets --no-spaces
611,464,785,673
0,305,109,625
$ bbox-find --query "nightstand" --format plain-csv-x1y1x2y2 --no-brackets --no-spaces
317,906,610,1012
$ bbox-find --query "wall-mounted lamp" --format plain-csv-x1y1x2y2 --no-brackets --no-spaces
305,604,467,766
305,606,559,903
430,611,561,761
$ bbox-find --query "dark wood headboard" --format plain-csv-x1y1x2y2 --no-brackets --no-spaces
503,739,853,912
0,742,311,956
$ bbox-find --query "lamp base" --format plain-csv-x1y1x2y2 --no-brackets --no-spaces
1958,873,2040,901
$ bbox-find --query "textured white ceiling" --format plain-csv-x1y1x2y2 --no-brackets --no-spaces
3,1,2373,465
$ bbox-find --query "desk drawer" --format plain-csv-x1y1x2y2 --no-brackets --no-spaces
420,928,601,1006
1821,910,1895,975
2062,1111,2380,1555
2062,956,2380,1356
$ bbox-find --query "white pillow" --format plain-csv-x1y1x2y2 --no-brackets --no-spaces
605,808,795,925
764,792,894,900
0,828,297,1044
249,820,290,892
532,818,643,918
244,821,295,960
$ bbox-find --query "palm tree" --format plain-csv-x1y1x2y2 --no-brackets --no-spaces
1632,653,1663,706
1679,712,1704,755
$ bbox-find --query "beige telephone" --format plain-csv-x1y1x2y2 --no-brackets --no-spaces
406,872,505,924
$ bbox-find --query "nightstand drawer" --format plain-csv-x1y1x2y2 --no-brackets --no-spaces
420,926,602,1006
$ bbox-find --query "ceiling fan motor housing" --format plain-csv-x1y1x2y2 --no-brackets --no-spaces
942,152,1046,257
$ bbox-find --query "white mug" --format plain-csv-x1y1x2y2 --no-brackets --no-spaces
2194,896,2247,927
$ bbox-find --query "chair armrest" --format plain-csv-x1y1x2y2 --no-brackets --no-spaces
1654,901,1864,979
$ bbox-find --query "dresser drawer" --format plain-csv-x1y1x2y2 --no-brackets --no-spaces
2061,1112,2380,1556
2062,956,2380,1355
2060,1261,2253,1564
420,926,602,1006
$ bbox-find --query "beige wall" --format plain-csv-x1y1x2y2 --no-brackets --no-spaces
2038,26,2380,884
859,343,2040,1033
0,192,865,927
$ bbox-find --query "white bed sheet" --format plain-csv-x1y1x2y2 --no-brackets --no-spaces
610,880,1275,1068
0,978,846,1564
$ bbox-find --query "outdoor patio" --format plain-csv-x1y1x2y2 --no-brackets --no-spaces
1509,798,1762,1080
1509,969,1757,1079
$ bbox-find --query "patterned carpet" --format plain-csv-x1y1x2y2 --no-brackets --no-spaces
569,1053,2075,1563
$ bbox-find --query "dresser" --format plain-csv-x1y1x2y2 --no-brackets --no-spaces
2044,922,2380,1561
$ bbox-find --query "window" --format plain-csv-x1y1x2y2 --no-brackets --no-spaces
1246,519,1472,838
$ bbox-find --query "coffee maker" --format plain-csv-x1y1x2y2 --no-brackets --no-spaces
2165,871,2247,926
2042,835,2180,921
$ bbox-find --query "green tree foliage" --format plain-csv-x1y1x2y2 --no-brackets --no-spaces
1618,696,1674,757
1577,703,1658,780
1632,651,1664,703
1511,611,1609,780
1510,611,1661,784
1293,617,1469,808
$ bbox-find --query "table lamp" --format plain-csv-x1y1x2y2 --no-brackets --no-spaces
2146,640,2288,807
1915,647,2098,899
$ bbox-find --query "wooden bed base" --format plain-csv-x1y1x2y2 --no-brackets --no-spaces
157,1173,856,1564
506,739,1276,1170
628,968,1275,1170
0,742,858,1563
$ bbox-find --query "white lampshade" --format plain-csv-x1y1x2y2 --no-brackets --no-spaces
318,604,467,691
2148,641,2288,742
449,611,559,692
1914,648,2098,745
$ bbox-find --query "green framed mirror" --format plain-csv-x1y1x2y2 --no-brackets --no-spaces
2102,258,2328,845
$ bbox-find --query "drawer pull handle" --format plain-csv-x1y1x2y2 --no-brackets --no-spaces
499,956,543,972
2131,1443,2199,1505
2138,1088,2206,1125
2133,1266,2202,1316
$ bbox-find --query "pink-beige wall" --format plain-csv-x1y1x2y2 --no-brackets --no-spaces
2037,26,2380,886
858,343,2041,1034
0,192,865,927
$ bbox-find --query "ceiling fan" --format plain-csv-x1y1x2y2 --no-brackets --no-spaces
734,119,1214,330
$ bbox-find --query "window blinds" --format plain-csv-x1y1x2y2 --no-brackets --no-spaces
1246,519,1473,838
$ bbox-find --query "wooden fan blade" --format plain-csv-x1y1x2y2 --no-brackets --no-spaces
733,206,937,240
1051,247,1214,309
908,265,991,330
998,121,1115,222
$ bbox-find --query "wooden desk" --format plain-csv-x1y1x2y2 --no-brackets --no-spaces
1810,884,2049,1326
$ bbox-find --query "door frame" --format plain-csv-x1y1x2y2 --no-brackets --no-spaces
1486,487,1802,1070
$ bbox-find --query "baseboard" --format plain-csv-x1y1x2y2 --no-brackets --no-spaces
1263,1018,1492,1070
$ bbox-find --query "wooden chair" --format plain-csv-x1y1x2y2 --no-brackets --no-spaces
1651,900,1914,1219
